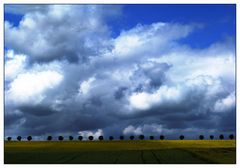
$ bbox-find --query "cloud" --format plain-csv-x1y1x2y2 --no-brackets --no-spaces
5,50,28,81
5,5,121,63
6,62,63,105
4,5,235,138
78,129,103,140
128,85,181,111
78,77,96,95
107,22,196,61
123,124,163,136
5,5,50,15
214,92,235,113
123,125,143,135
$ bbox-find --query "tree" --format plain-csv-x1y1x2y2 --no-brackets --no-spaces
229,134,234,140
199,135,204,140
47,136,52,141
160,135,165,140
98,136,104,141
78,136,83,141
17,136,22,141
58,136,64,141
109,136,114,141
69,136,74,141
219,134,224,140
120,135,124,140
179,135,184,140
27,136,32,141
150,136,154,140
139,135,145,140
88,136,94,141
7,137,12,141
209,135,214,140
130,135,134,140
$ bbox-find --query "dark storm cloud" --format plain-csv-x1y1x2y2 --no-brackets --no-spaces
5,112,24,126
19,113,111,136
19,105,57,116
4,5,235,138
143,63,171,88
217,110,236,132
114,87,128,100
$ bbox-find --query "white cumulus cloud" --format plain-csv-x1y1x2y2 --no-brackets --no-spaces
5,50,27,81
78,129,103,140
6,70,63,105
78,77,96,95
214,92,235,113
129,85,181,111
123,124,163,135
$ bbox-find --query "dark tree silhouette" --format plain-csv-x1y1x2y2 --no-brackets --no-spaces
58,136,64,141
69,136,73,141
209,135,214,140
27,136,32,141
120,135,124,140
179,135,184,140
78,136,83,141
130,135,134,140
229,134,234,140
17,136,22,141
150,136,154,140
139,135,145,140
160,135,165,140
109,136,114,141
199,135,204,140
88,136,94,141
98,136,104,141
219,134,224,140
47,136,52,141
7,137,12,141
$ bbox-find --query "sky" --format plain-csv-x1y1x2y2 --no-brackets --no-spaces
4,4,236,140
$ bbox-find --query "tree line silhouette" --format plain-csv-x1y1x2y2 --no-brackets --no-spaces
6,134,235,141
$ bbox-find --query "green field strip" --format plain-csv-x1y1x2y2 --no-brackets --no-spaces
184,148,236,164
114,152,122,164
4,140,236,151
180,149,216,164
4,140,236,164
60,152,81,164
140,150,145,163
115,150,143,164
5,151,64,164
141,150,159,164
66,151,120,164
150,150,162,163
151,149,209,164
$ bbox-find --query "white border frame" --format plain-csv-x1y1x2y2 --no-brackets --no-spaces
0,1,238,167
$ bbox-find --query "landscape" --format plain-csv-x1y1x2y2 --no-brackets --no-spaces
4,138,236,164
4,4,236,164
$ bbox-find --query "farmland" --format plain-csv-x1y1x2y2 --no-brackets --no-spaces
4,140,236,164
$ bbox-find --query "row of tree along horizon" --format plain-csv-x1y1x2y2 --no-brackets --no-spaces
6,134,235,141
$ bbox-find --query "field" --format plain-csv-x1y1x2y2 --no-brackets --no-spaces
4,140,236,164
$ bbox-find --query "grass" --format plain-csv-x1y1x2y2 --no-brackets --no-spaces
4,140,236,164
